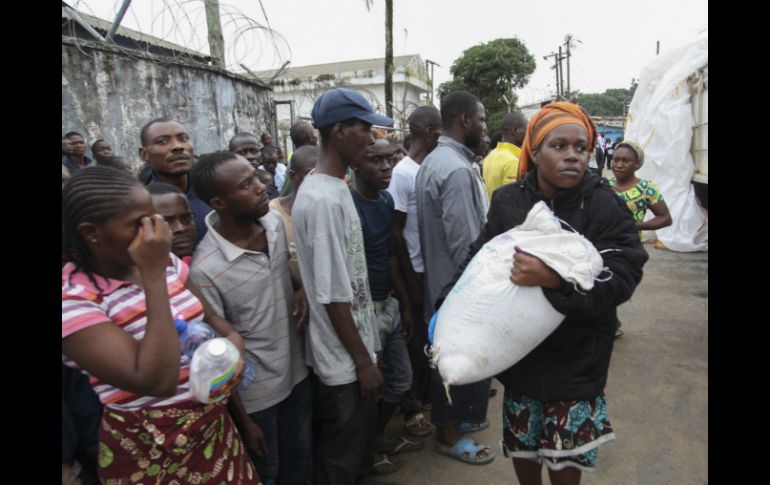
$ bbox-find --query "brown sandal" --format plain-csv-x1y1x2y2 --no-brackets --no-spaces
404,412,432,437
370,453,404,475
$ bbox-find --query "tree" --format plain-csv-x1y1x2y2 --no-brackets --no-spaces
575,83,638,117
438,38,536,131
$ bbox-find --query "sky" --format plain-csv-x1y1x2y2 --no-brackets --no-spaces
77,0,707,106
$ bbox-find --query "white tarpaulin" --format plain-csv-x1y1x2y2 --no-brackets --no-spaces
624,36,708,252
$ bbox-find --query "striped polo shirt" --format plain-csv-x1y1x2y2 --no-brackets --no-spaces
190,211,308,414
61,254,202,409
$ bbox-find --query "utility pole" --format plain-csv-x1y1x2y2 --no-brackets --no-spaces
543,52,561,100
563,34,580,99
425,59,440,105
204,0,225,68
558,46,565,100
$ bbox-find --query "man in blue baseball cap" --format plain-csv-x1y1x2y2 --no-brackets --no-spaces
293,88,395,484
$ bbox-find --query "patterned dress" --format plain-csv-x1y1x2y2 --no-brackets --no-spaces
609,178,664,226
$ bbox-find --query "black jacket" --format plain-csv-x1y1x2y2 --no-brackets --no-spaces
438,169,648,401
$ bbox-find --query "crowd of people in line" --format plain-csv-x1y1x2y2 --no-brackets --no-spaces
62,87,673,485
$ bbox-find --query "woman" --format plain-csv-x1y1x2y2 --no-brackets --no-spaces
608,140,671,337
62,167,259,484
608,140,672,237
442,102,648,484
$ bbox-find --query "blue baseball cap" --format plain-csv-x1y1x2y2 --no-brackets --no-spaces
311,88,393,128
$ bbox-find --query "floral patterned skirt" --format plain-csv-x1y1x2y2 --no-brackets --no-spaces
98,398,260,484
501,391,615,472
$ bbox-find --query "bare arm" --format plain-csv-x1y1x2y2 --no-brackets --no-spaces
184,277,245,355
228,392,268,458
389,254,414,341
392,210,422,313
62,215,180,396
324,302,383,400
636,200,673,232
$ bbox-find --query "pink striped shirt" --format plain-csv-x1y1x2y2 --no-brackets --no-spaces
61,254,203,409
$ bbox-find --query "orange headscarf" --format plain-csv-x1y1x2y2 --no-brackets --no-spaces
518,101,596,181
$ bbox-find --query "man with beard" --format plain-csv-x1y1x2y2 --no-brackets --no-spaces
415,90,495,465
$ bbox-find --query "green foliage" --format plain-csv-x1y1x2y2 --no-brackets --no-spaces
576,86,637,117
438,38,536,131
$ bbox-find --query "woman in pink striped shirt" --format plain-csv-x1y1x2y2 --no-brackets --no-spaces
62,167,260,485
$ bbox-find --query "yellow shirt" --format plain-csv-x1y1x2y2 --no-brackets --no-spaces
482,142,522,200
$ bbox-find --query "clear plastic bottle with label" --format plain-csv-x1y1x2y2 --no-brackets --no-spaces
189,337,242,404
177,318,258,395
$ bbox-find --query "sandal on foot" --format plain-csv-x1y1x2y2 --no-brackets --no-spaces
434,436,495,465
380,436,424,454
370,453,404,475
404,412,432,437
458,420,489,434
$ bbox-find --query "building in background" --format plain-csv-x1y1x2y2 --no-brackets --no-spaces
256,54,434,147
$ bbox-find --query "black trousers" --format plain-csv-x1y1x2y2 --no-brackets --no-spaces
313,375,377,485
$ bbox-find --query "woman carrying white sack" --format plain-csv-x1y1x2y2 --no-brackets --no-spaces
435,102,648,484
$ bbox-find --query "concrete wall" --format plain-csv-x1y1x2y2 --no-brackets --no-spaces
62,37,274,170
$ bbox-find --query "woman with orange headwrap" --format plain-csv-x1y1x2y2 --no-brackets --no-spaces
437,102,648,483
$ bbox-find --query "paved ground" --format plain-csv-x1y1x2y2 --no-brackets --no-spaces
381,244,708,484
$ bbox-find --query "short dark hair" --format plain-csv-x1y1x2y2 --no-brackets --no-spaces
147,182,184,195
261,145,278,158
440,91,480,130
228,132,258,151
290,145,320,173
91,139,107,152
408,105,442,138
190,151,239,205
64,131,83,139
289,121,312,147
140,117,172,146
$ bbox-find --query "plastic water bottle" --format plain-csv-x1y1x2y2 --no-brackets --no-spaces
176,318,258,394
189,338,241,404
175,319,218,359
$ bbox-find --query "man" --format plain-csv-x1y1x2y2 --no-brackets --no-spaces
91,139,113,164
138,117,212,244
63,132,95,173
596,131,606,174
351,139,420,474
190,151,311,485
415,90,494,465
292,87,392,485
147,182,198,263
386,106,443,438
281,121,319,196
482,112,528,199
289,120,318,150
229,132,261,168
270,145,320,285
259,146,287,192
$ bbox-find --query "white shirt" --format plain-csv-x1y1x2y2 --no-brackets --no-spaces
386,156,424,273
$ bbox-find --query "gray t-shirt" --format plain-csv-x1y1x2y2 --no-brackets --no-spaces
293,172,379,386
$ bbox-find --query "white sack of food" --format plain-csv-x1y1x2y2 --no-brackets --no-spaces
433,201,605,388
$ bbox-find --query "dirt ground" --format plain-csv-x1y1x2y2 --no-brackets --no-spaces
381,244,709,485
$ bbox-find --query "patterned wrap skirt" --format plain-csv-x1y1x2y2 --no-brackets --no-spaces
98,398,261,484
